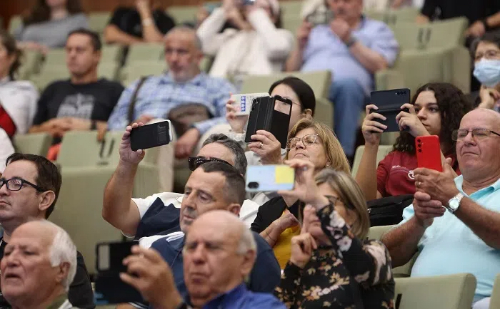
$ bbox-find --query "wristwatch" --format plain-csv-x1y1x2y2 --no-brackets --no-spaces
446,193,464,213
345,36,358,48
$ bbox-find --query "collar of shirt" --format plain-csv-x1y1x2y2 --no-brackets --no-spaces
454,175,500,197
46,293,71,309
197,283,248,309
159,72,207,87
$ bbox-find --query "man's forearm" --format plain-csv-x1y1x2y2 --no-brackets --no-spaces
285,47,304,72
381,217,425,267
139,11,164,43
486,11,500,29
104,25,143,45
455,198,500,249
102,160,139,235
349,41,388,73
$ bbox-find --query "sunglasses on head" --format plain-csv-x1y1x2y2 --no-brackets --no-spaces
187,156,231,171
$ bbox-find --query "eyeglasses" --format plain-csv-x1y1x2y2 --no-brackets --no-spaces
188,156,231,171
452,128,500,141
0,177,45,192
287,134,320,150
474,50,500,61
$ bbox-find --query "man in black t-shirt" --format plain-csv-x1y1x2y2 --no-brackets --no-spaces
0,153,95,308
29,29,124,143
104,0,175,45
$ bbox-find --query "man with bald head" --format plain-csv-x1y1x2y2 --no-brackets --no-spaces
107,26,235,159
382,108,500,308
1,220,77,309
121,210,285,309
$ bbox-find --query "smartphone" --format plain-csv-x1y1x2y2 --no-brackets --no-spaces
129,120,172,151
94,241,143,305
231,93,269,116
246,165,295,192
415,135,442,172
370,88,411,132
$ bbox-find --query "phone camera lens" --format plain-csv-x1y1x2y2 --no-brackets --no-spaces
418,149,422,152
248,182,259,189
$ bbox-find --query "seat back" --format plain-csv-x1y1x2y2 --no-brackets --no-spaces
490,274,500,309
241,70,332,98
395,273,477,308
18,50,44,79
351,145,392,177
8,15,22,35
57,131,158,168
43,48,67,66
365,7,419,26
13,133,52,156
101,44,124,64
127,44,165,63
166,5,198,24
121,61,167,86
31,68,71,91
88,12,111,34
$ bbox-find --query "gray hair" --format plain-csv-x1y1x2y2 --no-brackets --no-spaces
236,226,257,255
39,220,77,292
165,26,203,51
202,134,247,175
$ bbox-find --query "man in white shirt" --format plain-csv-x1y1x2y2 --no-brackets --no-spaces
102,123,259,242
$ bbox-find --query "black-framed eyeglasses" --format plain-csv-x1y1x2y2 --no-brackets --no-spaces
0,177,45,192
452,128,500,141
187,156,231,171
286,134,320,150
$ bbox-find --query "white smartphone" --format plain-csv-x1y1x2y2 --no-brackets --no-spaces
231,93,269,115
246,165,295,192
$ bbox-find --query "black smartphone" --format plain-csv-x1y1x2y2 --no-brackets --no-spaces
129,120,172,151
244,95,292,149
94,241,143,305
370,88,411,132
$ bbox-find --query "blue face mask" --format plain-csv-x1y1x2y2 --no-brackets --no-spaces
473,59,500,87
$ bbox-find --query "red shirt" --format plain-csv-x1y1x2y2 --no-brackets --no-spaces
0,105,16,137
376,150,459,197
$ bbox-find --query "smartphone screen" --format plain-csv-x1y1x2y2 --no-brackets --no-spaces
415,135,443,172
246,165,295,192
129,120,172,151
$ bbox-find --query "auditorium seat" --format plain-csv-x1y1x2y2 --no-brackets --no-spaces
351,145,393,177
13,133,52,156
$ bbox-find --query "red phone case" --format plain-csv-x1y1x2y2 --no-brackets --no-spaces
415,135,443,172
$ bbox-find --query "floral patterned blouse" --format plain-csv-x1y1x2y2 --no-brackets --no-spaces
275,203,395,309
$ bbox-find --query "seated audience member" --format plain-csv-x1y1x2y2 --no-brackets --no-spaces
103,128,258,240
107,26,235,159
252,119,350,268
417,0,500,40
0,153,94,308
470,32,500,111
224,76,316,205
356,83,473,200
0,30,38,136
286,0,399,158
275,160,394,308
382,108,500,308
121,211,285,309
14,0,89,52
108,162,280,308
1,220,77,309
0,129,14,174
29,29,124,156
197,0,293,85
104,0,175,45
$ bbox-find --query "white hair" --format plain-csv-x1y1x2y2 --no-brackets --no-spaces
236,226,257,255
39,220,77,292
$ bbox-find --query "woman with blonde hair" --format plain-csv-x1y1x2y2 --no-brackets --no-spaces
275,160,394,308
251,118,350,268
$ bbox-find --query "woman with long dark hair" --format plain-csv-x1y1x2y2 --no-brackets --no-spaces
356,82,473,200
15,0,88,51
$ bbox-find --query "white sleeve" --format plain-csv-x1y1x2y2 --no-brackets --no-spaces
131,194,161,219
0,129,14,173
196,8,232,56
247,9,295,60
240,199,259,228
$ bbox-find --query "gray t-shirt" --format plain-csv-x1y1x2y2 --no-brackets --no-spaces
15,13,89,48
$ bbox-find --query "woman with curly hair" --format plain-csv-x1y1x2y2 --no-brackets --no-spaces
356,82,473,200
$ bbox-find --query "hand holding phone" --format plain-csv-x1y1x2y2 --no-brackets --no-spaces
415,135,442,172
370,88,411,133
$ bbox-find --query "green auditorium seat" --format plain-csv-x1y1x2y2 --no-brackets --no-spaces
88,12,111,35
351,145,393,177
166,5,198,25
8,15,22,35
13,133,52,156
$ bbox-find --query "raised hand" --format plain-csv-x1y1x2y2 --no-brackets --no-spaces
119,123,146,165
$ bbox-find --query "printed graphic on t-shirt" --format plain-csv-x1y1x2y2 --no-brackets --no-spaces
56,94,95,119
390,165,415,181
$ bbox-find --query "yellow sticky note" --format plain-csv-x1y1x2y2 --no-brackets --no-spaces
275,166,294,184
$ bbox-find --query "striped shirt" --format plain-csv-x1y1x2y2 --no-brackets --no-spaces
107,72,235,135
